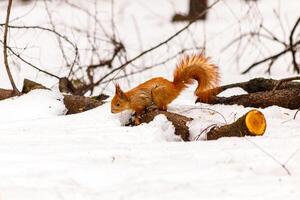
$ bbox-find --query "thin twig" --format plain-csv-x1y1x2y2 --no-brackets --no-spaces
0,40,60,79
0,23,79,77
284,148,300,166
244,137,291,176
181,107,227,125
64,0,111,39
293,109,300,120
242,17,300,74
100,47,202,84
0,24,77,49
242,40,300,74
194,124,218,141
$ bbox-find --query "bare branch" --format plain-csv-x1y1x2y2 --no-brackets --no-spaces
289,17,300,73
242,40,300,74
242,17,300,74
3,0,21,95
0,40,60,79
0,24,77,49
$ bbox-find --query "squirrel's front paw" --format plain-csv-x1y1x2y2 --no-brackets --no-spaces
134,115,141,125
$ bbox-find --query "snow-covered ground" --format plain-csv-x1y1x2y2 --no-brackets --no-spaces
0,0,299,199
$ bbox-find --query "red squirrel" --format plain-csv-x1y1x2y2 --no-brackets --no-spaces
111,53,219,124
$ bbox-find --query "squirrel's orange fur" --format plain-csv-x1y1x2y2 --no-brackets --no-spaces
111,54,219,124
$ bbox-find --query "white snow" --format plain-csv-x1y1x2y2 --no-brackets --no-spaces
0,0,299,199
0,89,66,124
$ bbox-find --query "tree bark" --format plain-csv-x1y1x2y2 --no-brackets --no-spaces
63,95,104,114
22,79,48,93
0,89,16,100
202,77,300,96
189,0,207,19
209,88,300,109
196,77,300,110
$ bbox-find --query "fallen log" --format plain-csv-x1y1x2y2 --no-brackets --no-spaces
206,109,266,140
127,110,192,141
24,79,107,114
196,77,300,109
63,95,104,114
209,88,300,109
198,77,300,98
22,79,48,93
0,88,16,100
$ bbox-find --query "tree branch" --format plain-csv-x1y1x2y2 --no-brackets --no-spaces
0,40,61,79
242,40,300,74
3,0,21,95
289,17,300,73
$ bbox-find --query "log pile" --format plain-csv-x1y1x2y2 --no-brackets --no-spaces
129,77,299,140
128,109,267,141
3,76,299,141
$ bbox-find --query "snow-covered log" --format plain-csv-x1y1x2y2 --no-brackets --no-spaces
0,79,107,114
127,110,192,141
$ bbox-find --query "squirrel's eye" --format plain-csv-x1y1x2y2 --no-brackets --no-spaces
116,102,120,106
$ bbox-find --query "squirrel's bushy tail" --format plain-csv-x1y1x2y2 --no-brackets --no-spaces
173,54,219,102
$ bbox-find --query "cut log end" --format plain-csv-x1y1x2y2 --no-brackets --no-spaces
206,109,266,140
245,110,266,136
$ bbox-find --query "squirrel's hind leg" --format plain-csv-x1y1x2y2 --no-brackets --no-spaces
151,85,169,111
146,101,159,111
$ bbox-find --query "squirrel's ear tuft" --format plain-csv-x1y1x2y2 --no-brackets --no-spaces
115,83,124,97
